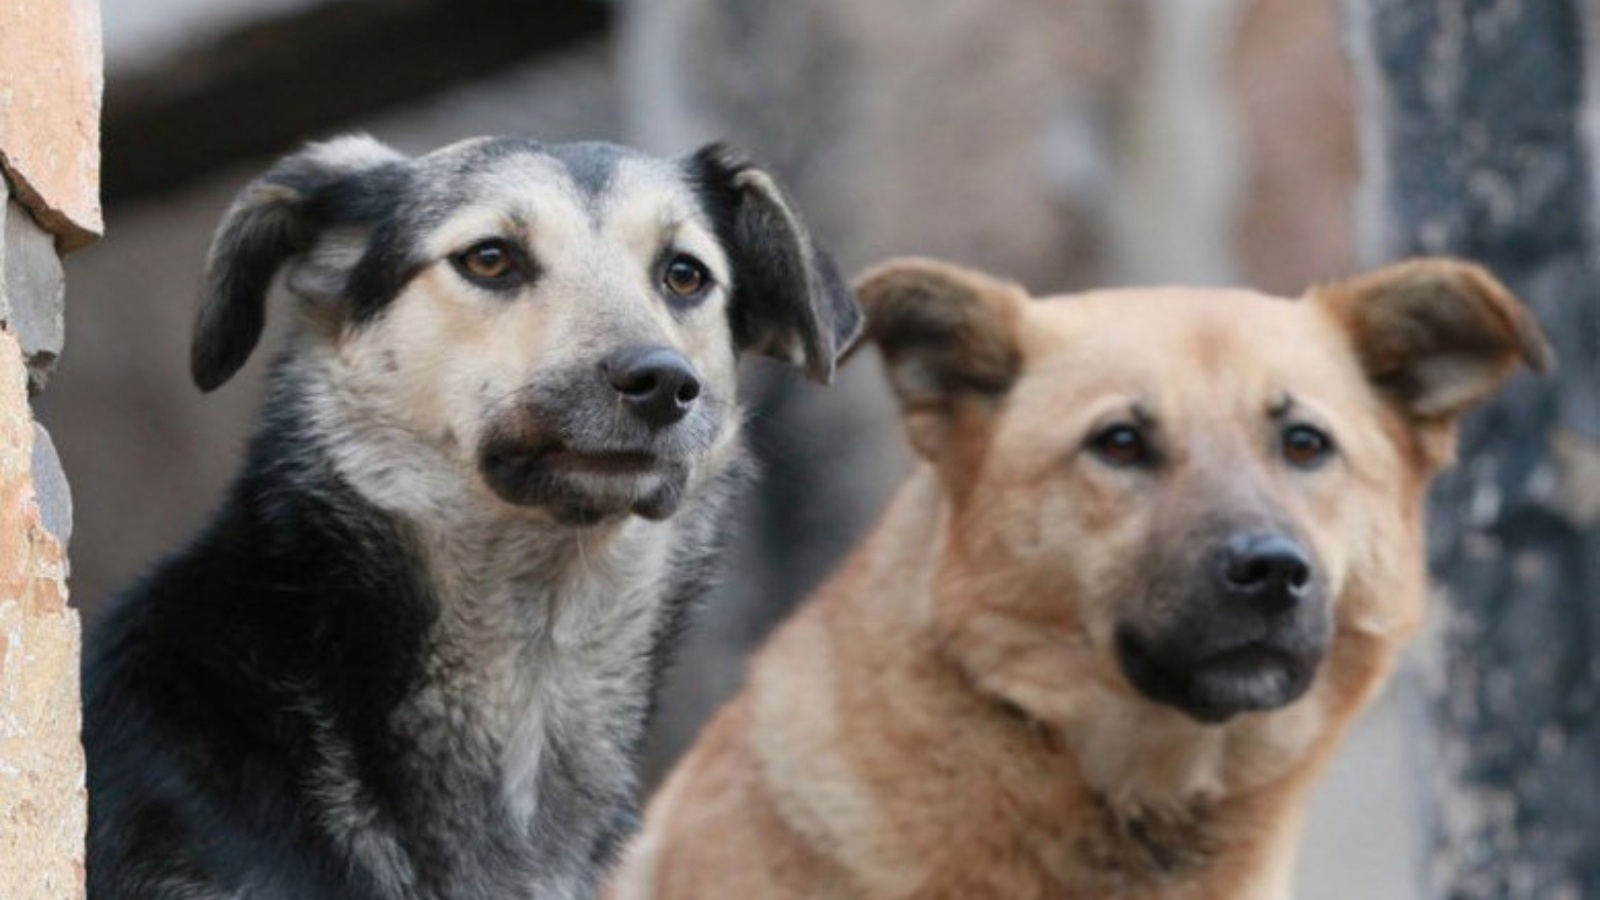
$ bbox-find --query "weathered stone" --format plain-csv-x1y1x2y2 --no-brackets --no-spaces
0,329,83,900
0,198,67,391
31,424,71,550
0,0,103,247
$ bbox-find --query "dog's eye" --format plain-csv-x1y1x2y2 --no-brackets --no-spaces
1281,424,1334,468
1089,424,1153,468
662,254,712,301
453,240,523,288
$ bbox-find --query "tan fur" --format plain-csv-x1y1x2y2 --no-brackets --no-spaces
609,257,1548,900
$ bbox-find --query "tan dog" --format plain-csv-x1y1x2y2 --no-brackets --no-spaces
608,257,1550,900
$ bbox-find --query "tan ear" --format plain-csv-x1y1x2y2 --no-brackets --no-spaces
1318,258,1551,414
854,257,1027,460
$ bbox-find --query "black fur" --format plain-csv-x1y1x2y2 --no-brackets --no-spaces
86,377,435,898
192,145,409,390
687,144,864,383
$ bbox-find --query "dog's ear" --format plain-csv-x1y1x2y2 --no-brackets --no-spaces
855,257,1027,461
687,144,862,384
192,135,406,392
1316,258,1552,462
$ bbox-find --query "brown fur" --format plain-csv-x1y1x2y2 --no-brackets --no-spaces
608,257,1549,900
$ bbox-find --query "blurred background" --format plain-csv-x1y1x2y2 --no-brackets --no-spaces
43,1,1598,896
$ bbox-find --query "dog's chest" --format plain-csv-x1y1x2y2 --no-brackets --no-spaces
393,522,674,897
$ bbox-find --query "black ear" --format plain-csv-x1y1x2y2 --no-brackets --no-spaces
687,144,863,384
191,135,405,392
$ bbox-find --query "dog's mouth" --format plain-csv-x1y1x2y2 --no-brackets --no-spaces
1114,627,1324,725
477,437,689,523
483,440,668,480
473,376,727,524
534,445,660,476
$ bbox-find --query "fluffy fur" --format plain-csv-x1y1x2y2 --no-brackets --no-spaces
82,134,859,900
607,256,1549,900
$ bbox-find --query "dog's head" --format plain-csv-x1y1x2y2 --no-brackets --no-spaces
858,258,1548,727
194,135,860,524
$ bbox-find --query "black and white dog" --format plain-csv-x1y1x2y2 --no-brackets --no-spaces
82,135,860,899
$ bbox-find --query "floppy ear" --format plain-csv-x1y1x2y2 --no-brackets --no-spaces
192,135,406,392
687,144,862,384
1316,258,1552,462
854,257,1028,461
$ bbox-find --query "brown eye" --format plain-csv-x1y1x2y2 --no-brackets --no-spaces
453,239,522,288
1089,424,1153,468
662,254,711,300
1282,424,1334,468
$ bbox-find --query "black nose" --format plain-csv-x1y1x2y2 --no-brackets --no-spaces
601,346,702,429
1217,533,1313,611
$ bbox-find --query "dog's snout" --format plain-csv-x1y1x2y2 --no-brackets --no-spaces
602,346,702,429
1217,533,1312,611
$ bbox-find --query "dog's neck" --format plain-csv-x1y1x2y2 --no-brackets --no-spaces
971,691,1312,899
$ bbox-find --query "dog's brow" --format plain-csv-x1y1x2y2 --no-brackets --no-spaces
655,216,689,252
425,208,536,259
1268,393,1296,419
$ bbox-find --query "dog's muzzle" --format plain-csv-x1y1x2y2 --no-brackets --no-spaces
476,348,719,524
1114,531,1333,725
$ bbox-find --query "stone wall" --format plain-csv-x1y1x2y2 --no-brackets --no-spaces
0,324,78,899
0,0,102,897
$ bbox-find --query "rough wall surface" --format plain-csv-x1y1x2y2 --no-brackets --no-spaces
0,0,104,247
0,195,68,393
0,0,98,896
0,327,80,900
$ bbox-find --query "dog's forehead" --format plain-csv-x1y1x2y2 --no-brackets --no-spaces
415,138,699,220
1019,288,1366,410
402,139,723,274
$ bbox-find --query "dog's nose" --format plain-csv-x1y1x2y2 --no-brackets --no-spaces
1216,533,1313,612
601,346,702,429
